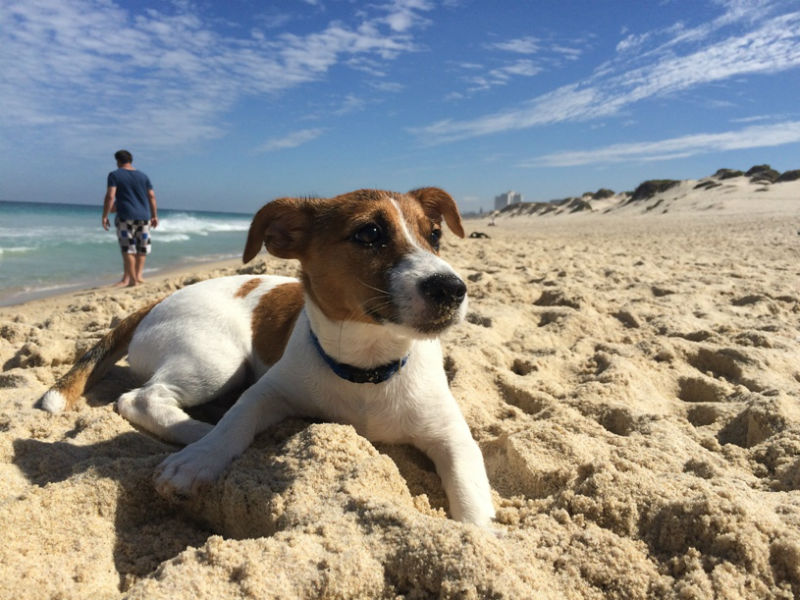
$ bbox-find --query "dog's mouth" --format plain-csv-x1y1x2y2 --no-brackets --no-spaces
410,307,465,334
366,300,465,335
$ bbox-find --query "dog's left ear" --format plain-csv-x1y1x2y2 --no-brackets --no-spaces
408,187,465,238
243,197,315,263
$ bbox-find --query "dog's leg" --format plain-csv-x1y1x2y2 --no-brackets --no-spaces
415,417,495,528
117,359,251,445
153,373,289,498
117,383,214,445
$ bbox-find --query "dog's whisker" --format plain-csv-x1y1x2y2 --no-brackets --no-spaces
357,279,390,296
361,297,393,310
337,319,345,359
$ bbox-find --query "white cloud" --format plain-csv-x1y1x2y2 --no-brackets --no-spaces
551,45,582,60
730,113,783,123
464,35,582,94
465,59,542,92
490,36,540,54
0,0,430,155
380,0,434,33
616,31,653,53
333,94,367,115
415,5,800,143
500,59,541,78
454,33,584,97
523,120,800,167
257,128,325,152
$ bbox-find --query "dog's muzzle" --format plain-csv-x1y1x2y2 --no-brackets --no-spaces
418,273,467,311
412,272,467,334
388,252,468,335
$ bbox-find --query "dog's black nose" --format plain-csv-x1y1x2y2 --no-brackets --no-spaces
418,273,466,306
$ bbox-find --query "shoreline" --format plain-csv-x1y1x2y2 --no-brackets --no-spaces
0,254,247,309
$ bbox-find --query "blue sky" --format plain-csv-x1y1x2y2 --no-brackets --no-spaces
1,0,799,214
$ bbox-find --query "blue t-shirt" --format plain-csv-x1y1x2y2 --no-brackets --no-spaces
107,168,153,221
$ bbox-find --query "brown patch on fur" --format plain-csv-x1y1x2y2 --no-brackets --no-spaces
394,194,444,252
51,299,163,409
252,282,305,366
301,190,417,324
235,277,262,298
243,198,317,263
408,187,465,238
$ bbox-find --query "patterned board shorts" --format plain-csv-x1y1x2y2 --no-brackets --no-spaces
115,217,152,255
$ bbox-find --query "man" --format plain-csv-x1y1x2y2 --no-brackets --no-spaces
102,150,158,287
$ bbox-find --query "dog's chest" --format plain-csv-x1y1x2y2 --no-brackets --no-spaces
332,384,411,443
301,349,446,444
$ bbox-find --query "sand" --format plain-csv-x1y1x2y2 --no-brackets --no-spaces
1,176,799,599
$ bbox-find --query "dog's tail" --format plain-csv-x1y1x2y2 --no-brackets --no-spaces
40,299,161,413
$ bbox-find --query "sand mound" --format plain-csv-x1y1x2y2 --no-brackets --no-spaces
2,201,800,598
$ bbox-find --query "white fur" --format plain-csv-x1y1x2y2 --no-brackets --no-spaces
117,275,297,443
40,390,66,413
122,208,494,527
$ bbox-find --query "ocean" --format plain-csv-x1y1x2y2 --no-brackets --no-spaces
0,200,254,306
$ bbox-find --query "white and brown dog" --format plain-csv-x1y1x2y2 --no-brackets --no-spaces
40,188,495,527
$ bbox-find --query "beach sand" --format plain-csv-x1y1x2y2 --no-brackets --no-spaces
1,177,799,599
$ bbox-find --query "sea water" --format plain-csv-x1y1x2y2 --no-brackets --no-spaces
0,200,253,306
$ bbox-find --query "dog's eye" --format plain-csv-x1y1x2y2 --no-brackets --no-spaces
353,223,383,247
429,228,442,250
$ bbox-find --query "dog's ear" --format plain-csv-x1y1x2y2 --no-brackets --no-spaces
408,187,465,238
243,197,315,263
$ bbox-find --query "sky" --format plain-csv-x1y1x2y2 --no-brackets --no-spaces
1,0,800,214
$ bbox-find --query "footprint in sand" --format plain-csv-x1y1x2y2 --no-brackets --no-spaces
533,289,582,309
466,312,492,327
494,377,551,416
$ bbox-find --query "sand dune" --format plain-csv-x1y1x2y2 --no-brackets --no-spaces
1,179,799,599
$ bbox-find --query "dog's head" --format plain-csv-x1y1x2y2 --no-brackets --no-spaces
243,188,467,338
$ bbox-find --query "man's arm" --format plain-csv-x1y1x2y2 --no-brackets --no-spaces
148,189,158,228
102,186,116,231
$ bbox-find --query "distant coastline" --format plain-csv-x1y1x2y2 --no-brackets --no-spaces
465,164,800,219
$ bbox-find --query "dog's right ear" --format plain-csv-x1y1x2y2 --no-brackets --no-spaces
243,198,315,263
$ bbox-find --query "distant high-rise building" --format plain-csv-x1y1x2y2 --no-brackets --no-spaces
494,190,523,210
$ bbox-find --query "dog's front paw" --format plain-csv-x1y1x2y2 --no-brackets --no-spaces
154,443,229,500
461,502,497,529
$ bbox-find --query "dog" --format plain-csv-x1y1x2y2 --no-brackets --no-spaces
40,187,495,527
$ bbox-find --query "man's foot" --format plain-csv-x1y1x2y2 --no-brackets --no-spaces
112,279,131,288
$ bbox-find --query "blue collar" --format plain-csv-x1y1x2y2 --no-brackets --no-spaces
309,329,409,384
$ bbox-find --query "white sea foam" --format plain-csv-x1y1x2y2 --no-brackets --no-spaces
158,213,249,236
156,233,192,243
0,227,57,238
0,246,34,255
0,226,110,244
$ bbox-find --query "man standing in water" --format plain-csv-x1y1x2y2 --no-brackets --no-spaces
102,150,158,287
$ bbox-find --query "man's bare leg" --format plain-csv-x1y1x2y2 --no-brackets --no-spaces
135,254,147,284
113,253,136,287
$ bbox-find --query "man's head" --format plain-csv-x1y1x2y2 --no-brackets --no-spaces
114,150,133,165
